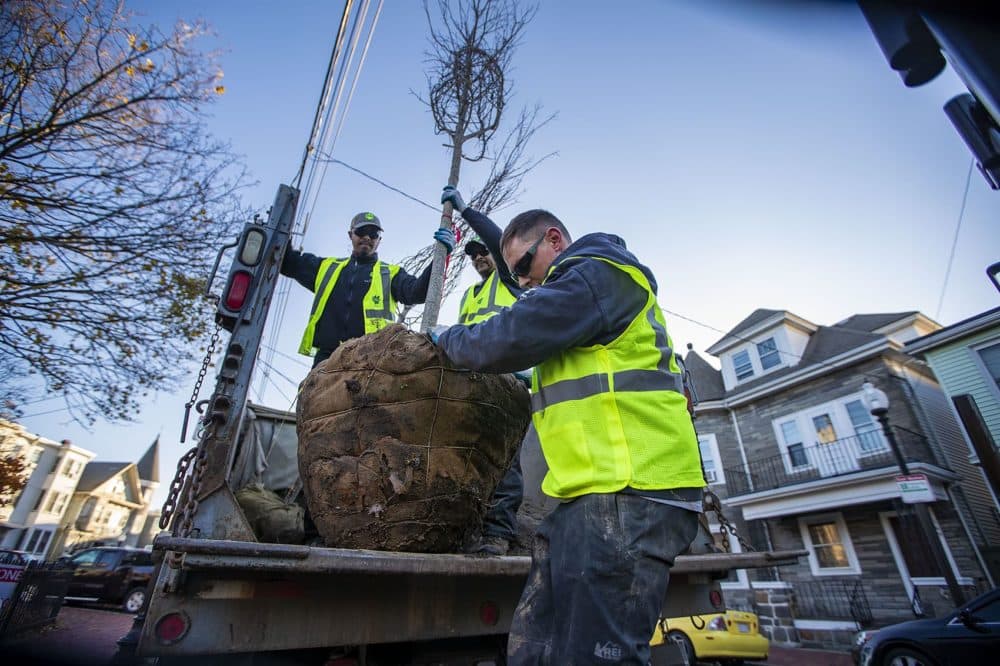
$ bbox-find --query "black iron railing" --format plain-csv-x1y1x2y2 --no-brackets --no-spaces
0,561,72,639
792,578,874,628
725,427,939,496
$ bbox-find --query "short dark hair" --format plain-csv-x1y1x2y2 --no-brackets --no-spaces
500,209,571,251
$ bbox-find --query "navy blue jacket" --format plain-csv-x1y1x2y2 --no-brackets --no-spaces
437,233,654,373
281,250,432,359
461,207,524,298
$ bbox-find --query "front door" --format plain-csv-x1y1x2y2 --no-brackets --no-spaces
808,411,858,477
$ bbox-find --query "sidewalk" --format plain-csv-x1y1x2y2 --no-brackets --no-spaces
751,644,854,666
2,605,133,666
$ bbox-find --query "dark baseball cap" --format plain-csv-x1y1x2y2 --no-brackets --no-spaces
350,212,382,231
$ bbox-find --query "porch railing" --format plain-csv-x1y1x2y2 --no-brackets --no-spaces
725,427,940,496
791,578,874,628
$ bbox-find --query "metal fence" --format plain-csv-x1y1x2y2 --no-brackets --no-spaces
791,578,874,629
725,427,940,496
0,561,72,640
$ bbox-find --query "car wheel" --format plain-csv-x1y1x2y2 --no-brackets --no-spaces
123,586,145,613
883,647,937,666
666,630,696,665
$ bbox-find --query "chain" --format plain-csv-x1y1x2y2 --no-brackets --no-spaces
703,489,755,553
160,326,221,530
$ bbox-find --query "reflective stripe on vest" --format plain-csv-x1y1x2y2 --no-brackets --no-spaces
458,271,518,325
531,254,704,498
530,307,683,412
297,258,400,356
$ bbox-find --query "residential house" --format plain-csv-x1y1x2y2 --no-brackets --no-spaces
684,309,1000,649
49,437,161,555
905,306,1000,576
0,419,96,560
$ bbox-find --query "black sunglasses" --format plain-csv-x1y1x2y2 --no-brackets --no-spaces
353,226,380,240
509,233,546,279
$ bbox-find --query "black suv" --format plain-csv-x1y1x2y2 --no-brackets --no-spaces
63,546,154,613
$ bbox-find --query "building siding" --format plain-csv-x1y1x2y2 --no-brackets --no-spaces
923,330,1000,446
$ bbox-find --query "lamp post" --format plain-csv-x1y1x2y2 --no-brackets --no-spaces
861,382,966,610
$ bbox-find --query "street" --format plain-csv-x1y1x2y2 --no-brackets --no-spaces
1,605,856,666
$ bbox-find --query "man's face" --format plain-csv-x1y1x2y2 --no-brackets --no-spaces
469,246,495,279
349,225,381,257
502,227,560,289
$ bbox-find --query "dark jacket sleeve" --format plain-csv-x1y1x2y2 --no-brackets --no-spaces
280,249,323,291
436,258,646,372
462,207,522,296
390,262,433,305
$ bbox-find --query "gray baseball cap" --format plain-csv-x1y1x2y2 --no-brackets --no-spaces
350,211,382,231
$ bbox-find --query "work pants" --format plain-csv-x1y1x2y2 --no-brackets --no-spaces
482,452,523,541
507,493,698,665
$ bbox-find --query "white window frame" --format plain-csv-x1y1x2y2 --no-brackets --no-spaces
879,509,973,600
772,391,890,475
757,336,781,371
798,512,862,576
697,433,725,486
970,338,1000,405
732,349,754,381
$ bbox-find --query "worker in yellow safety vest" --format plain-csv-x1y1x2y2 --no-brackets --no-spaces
429,208,705,666
281,211,455,367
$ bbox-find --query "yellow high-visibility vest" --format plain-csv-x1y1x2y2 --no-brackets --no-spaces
297,257,400,356
530,255,705,498
458,271,518,325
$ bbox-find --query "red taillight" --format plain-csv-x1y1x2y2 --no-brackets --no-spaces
225,270,252,310
154,612,190,645
707,616,727,631
709,589,723,609
480,601,499,626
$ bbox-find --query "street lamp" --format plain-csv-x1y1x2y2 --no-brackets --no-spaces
861,381,966,610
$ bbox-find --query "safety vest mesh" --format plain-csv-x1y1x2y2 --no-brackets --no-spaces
458,271,518,325
297,257,401,356
530,255,705,498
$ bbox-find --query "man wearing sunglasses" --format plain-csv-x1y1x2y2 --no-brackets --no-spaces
430,210,704,666
442,186,526,557
281,211,455,367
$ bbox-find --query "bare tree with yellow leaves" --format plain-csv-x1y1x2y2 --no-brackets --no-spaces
0,0,249,424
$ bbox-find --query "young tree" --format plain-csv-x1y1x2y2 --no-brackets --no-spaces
404,0,554,329
0,0,248,424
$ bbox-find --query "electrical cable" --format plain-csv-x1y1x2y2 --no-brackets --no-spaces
934,157,974,321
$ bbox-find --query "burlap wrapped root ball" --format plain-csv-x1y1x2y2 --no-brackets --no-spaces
297,324,530,552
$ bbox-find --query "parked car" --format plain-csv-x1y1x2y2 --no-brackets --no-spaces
62,546,154,613
651,609,769,665
858,587,1000,666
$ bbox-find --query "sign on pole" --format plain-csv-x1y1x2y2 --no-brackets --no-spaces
896,473,935,504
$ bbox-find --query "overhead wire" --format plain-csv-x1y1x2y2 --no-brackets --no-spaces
255,0,383,406
934,157,974,321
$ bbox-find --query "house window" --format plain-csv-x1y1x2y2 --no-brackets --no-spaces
29,447,43,464
34,530,51,555
845,399,883,452
756,337,781,370
62,459,79,478
779,420,809,468
733,349,754,380
44,492,63,513
798,513,861,576
24,529,41,552
978,342,1000,391
697,434,724,485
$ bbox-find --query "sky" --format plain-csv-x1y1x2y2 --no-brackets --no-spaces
18,0,999,510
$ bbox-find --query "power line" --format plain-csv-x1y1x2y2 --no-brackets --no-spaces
935,157,975,321
322,157,440,211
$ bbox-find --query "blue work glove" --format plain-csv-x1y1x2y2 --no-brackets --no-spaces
433,227,456,253
427,324,449,345
441,185,467,213
513,370,532,388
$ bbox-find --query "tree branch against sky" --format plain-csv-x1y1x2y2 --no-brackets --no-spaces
0,0,249,425
400,0,554,327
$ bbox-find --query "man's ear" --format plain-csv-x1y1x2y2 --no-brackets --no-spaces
347,230,353,240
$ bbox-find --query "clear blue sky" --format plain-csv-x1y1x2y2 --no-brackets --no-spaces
20,0,999,509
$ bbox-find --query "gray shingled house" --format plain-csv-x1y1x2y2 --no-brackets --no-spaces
684,309,1000,649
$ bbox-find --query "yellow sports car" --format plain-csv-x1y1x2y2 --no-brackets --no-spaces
650,610,769,665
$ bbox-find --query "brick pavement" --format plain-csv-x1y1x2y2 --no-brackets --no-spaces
1,604,134,666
